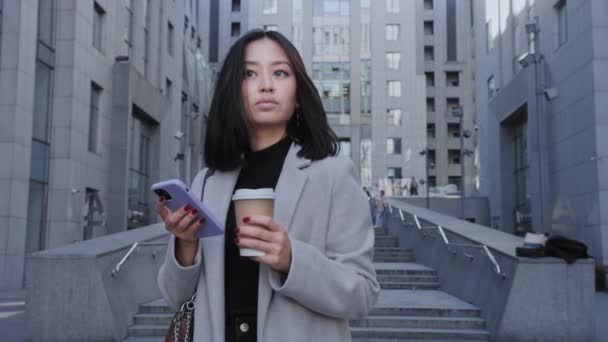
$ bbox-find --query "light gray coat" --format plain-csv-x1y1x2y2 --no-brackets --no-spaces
158,143,380,341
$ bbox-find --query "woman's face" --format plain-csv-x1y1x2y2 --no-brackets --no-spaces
241,38,297,131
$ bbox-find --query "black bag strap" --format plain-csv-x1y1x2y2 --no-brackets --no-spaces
200,168,214,201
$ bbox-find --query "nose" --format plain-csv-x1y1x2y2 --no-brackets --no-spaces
258,72,274,93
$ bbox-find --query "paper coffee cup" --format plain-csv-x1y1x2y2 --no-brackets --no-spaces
232,188,275,257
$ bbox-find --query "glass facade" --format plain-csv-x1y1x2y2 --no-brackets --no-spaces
27,0,56,253
127,114,154,229
312,0,351,125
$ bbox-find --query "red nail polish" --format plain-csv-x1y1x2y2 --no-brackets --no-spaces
184,204,192,212
159,196,165,203
199,218,205,224
234,238,239,244
191,209,199,215
234,227,240,234
243,217,250,223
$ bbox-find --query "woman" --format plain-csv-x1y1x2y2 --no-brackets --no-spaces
375,190,389,228
156,29,379,342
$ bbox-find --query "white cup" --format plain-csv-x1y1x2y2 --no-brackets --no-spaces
232,188,275,257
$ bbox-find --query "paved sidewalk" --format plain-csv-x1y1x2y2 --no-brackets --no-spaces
2,290,607,341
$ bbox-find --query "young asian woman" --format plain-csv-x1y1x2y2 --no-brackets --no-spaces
156,29,380,342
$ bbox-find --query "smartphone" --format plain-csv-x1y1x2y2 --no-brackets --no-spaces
151,179,224,238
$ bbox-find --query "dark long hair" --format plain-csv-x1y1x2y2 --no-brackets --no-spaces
204,29,339,171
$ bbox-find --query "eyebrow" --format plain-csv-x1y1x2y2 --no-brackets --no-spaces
245,61,292,67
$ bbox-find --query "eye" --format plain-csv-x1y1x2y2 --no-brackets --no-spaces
275,70,289,77
245,70,256,78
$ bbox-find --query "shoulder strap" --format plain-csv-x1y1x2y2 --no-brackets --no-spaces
200,169,214,201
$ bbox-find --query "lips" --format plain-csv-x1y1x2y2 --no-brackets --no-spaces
255,99,278,105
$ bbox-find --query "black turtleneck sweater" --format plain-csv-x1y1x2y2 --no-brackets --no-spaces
224,136,292,340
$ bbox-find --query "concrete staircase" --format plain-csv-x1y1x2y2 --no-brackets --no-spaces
124,228,489,341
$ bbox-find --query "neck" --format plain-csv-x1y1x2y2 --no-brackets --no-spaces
249,126,287,152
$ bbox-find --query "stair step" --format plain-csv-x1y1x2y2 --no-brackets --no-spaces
128,325,169,337
375,263,437,276
350,316,486,329
377,275,439,283
370,307,481,318
139,300,172,314
380,282,440,290
350,327,489,340
374,255,416,261
134,313,173,326
374,247,413,253
374,240,399,247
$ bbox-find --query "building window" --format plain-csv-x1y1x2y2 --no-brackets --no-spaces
386,52,400,69
338,138,351,157
144,0,151,76
128,114,155,229
556,0,567,47
447,97,460,114
124,0,133,55
446,0,457,60
33,62,53,142
428,176,437,188
263,0,278,14
487,75,496,98
446,71,460,87
387,138,402,155
486,19,493,52
387,81,401,97
426,97,436,112
448,176,461,189
89,82,102,153
448,123,461,137
424,0,434,10
387,167,402,179
232,0,241,12
385,24,399,40
165,78,173,101
37,0,55,47
167,21,174,56
264,25,278,32
427,123,436,138
93,2,105,52
386,0,400,13
448,149,461,164
424,21,434,36
424,46,434,61
231,22,241,36
428,150,436,164
425,72,435,87
387,109,402,126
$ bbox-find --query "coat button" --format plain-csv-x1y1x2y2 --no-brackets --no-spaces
239,322,250,333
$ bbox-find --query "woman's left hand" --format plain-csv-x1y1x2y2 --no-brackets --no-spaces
235,215,292,274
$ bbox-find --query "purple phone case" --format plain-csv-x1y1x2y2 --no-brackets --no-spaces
151,179,224,238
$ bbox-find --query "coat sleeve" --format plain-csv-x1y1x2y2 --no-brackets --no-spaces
157,170,206,312
268,159,381,320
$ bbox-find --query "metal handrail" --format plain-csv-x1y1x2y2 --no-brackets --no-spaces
111,240,169,277
402,207,506,279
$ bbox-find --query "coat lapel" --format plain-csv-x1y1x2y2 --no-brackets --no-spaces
257,143,310,339
201,167,240,341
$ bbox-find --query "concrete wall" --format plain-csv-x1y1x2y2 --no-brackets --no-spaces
25,224,168,341
388,199,595,341
392,196,490,226
474,0,608,266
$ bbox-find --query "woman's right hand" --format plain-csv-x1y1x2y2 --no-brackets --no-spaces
155,197,205,245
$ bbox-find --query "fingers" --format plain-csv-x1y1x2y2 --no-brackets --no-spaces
243,215,283,232
182,216,205,239
235,225,275,243
236,236,275,255
174,207,201,234
155,197,170,220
